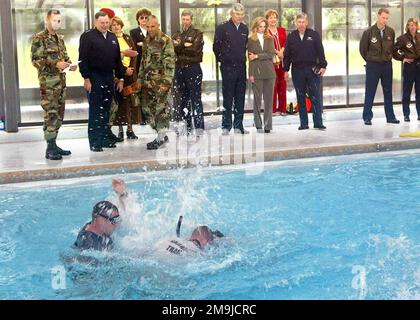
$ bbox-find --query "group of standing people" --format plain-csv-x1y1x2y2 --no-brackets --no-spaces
31,5,420,161
31,7,175,158
360,8,420,125
219,4,327,134
78,8,175,152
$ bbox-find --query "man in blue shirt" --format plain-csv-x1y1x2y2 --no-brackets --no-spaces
213,3,249,135
283,13,327,130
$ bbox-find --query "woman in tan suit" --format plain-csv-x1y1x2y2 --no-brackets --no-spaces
110,16,141,141
248,17,276,133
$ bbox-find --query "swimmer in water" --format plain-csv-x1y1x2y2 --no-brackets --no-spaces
73,200,121,251
73,178,129,251
155,225,224,258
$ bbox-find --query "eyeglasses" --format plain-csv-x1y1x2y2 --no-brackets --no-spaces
139,16,148,20
97,212,121,225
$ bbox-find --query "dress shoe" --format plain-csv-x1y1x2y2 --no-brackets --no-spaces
298,125,309,130
364,120,372,125
418,117,420,121
264,129,271,133
256,128,264,133
102,143,116,148
147,135,168,150
314,125,326,130
222,129,230,136
126,130,138,140
107,132,118,143
404,116,410,122
234,128,250,134
387,119,400,124
115,132,124,142
90,146,103,152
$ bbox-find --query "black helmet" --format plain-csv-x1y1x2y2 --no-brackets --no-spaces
92,201,120,224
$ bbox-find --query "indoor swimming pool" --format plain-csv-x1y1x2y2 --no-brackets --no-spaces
0,150,419,299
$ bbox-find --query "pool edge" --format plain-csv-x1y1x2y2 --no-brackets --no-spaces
1,139,420,184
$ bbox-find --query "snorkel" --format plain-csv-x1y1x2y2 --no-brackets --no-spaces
176,215,183,237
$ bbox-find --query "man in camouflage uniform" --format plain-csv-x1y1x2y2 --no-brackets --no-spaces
137,15,175,150
31,9,77,160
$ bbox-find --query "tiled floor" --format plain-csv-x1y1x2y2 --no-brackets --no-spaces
1,105,419,184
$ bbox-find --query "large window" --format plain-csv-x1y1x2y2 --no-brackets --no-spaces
14,0,161,123
93,0,161,33
14,0,87,120
7,0,415,127
15,0,86,90
348,0,369,105
322,0,347,106
322,0,405,107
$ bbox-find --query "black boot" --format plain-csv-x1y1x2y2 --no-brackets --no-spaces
146,135,168,150
46,140,62,160
52,140,71,156
126,130,138,139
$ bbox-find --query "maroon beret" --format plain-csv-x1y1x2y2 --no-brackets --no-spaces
100,8,115,18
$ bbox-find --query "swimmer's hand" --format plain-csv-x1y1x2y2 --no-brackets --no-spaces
112,178,127,197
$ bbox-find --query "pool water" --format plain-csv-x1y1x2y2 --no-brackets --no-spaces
0,150,419,299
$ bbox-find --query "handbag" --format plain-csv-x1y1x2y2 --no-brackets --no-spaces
273,54,281,65
122,82,140,96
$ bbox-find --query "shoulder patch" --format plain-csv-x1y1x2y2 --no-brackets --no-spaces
34,31,45,38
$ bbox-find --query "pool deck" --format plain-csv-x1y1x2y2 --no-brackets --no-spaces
1,105,420,184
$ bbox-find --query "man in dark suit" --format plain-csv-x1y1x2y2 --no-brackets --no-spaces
130,8,151,125
213,3,249,135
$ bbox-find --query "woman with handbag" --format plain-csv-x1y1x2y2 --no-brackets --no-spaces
110,16,141,141
248,17,276,133
266,9,287,116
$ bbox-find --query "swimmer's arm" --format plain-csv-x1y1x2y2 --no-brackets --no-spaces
116,192,128,212
112,178,129,211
